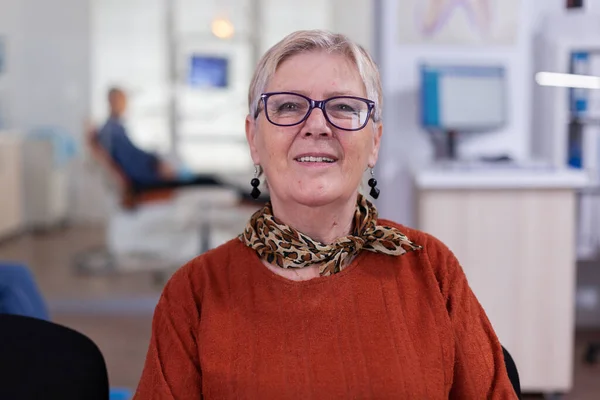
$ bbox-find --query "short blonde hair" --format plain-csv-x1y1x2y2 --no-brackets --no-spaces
248,30,383,122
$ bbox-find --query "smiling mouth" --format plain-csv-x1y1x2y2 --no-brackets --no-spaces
295,156,337,163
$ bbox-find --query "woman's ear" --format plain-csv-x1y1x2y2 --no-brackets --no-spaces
368,121,383,166
245,114,261,165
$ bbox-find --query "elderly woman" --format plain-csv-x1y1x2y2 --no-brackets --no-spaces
134,30,517,399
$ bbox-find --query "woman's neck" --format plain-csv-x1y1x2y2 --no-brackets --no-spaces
269,194,357,244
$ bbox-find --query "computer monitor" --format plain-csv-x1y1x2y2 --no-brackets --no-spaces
420,64,507,159
421,64,507,131
189,55,229,89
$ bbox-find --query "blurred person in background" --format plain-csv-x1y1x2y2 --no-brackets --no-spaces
133,30,517,399
0,263,49,321
95,87,221,192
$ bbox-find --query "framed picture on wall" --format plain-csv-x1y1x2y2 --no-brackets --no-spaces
397,0,520,46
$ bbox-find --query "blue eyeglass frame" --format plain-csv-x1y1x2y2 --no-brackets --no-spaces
254,91,376,132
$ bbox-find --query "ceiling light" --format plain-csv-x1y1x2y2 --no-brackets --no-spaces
535,72,600,89
211,17,235,39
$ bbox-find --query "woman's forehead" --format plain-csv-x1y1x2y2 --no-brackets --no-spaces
267,52,366,96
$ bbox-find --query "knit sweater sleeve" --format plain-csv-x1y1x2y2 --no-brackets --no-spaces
425,235,518,399
133,260,203,400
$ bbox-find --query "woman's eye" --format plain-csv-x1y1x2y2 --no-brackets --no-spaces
278,102,297,111
335,104,355,112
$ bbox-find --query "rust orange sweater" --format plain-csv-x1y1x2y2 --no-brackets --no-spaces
134,222,517,399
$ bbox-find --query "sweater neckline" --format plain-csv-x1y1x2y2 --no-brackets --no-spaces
237,239,369,287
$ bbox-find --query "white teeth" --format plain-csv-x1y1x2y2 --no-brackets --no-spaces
297,156,335,163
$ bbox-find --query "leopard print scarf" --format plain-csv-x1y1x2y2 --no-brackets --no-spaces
240,194,422,276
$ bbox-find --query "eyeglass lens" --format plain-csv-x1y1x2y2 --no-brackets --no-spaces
265,93,370,130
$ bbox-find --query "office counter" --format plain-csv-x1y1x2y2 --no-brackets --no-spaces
413,164,588,394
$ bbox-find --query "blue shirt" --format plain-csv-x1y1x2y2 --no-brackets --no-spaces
97,118,162,185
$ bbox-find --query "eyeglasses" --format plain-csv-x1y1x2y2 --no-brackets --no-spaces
255,92,376,131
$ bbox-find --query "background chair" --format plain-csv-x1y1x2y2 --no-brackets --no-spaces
76,126,257,277
502,345,522,399
85,125,175,210
0,314,109,400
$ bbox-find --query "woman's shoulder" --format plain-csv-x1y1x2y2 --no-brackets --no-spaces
376,218,460,275
377,219,449,252
162,238,249,298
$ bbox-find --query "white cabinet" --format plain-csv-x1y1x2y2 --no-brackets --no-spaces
0,135,24,240
414,166,587,393
22,138,69,229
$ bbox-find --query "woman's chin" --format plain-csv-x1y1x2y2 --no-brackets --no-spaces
288,187,345,207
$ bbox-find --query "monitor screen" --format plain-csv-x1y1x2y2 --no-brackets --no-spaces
420,64,507,132
189,55,229,89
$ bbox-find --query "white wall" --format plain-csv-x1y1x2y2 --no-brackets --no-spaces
0,0,89,133
587,0,600,13
0,0,92,221
376,0,565,226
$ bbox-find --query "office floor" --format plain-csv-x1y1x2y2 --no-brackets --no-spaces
1,225,600,398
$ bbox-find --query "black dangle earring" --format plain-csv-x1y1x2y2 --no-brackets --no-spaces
368,167,380,199
251,165,261,199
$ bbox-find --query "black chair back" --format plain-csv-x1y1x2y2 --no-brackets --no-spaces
0,314,109,400
502,345,521,399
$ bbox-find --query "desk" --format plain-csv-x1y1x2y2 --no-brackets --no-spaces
413,165,588,394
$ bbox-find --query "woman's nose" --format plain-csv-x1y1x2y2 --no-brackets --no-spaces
302,107,333,137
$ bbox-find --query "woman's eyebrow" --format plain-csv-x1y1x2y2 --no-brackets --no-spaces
323,90,359,98
272,89,360,98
